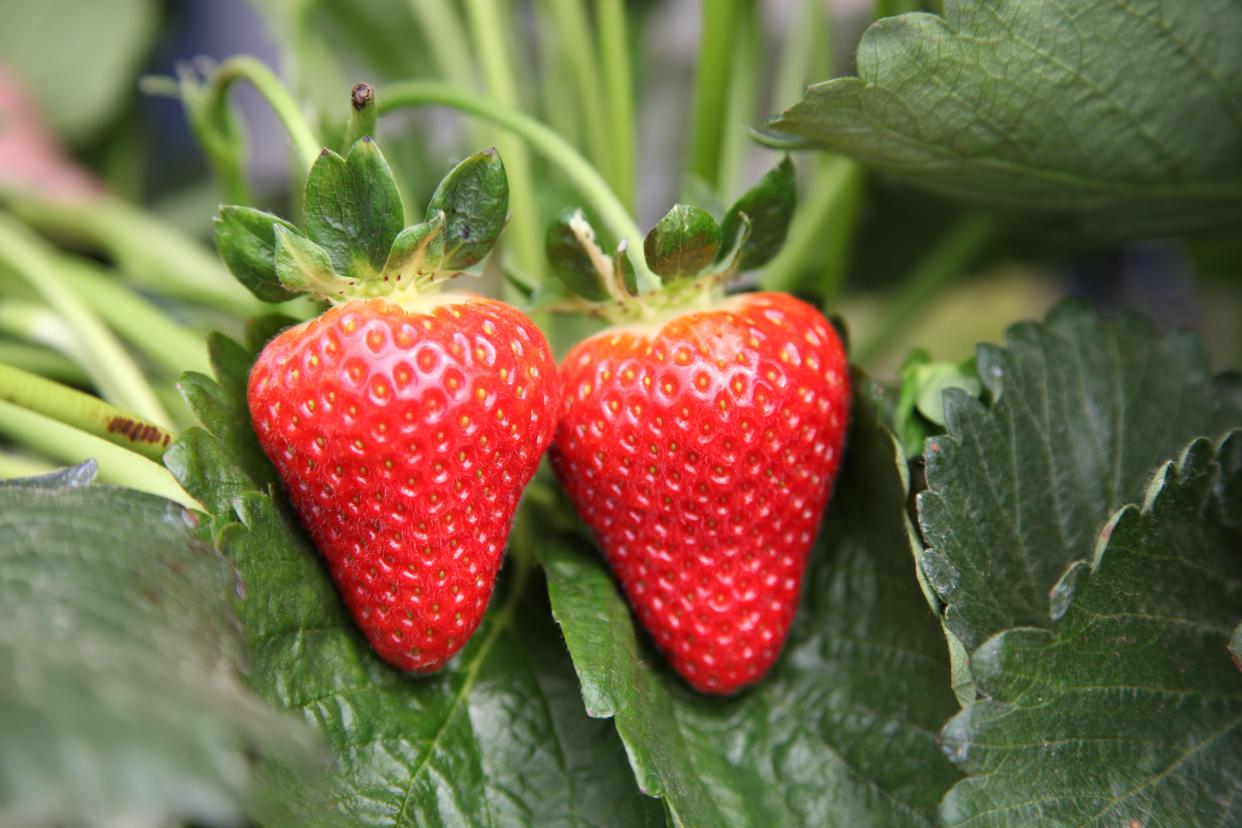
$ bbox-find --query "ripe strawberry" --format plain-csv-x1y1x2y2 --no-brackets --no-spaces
249,296,559,673
551,292,849,693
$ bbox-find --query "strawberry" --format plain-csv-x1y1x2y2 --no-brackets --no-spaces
214,133,561,673
551,292,849,693
249,295,558,672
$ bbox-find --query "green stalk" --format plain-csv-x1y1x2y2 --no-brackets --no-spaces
760,156,862,296
0,363,176,462
58,261,210,377
0,301,85,362
545,0,612,187
0,449,55,479
207,55,321,172
854,214,999,365
3,188,263,315
688,0,741,188
0,342,89,385
0,399,198,508
378,80,658,292
774,0,833,107
462,0,543,280
598,0,635,211
0,217,171,426
342,82,378,149
716,3,761,201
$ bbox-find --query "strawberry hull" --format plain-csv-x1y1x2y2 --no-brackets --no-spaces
552,292,850,694
249,296,560,674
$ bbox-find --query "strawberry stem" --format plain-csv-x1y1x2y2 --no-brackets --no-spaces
376,80,660,294
200,56,321,172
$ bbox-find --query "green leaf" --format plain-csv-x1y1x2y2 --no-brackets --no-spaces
918,301,1242,656
273,225,351,299
424,148,509,270
167,337,660,826
892,350,982,459
545,209,610,301
212,206,300,303
303,137,405,279
539,389,961,826
719,157,796,270
767,1,1242,236
940,432,1242,826
0,462,318,826
0,0,157,144
643,204,721,280
380,212,447,284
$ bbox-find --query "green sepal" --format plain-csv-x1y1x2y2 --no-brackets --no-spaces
212,206,300,303
643,204,722,281
424,148,509,270
273,225,352,299
612,242,638,296
380,212,448,285
714,211,752,276
303,137,405,279
545,209,610,301
719,156,796,270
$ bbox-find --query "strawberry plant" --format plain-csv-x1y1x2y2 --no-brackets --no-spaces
1,1,1241,826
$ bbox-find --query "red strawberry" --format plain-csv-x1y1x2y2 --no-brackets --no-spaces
248,295,560,673
551,292,849,693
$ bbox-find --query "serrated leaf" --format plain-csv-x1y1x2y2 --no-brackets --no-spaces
919,301,1242,653
545,209,610,301
0,463,318,826
212,206,300,303
719,157,795,270
425,148,508,270
167,338,660,826
940,433,1242,826
304,137,405,278
380,212,447,284
273,225,351,299
767,1,1242,236
643,204,721,280
539,390,961,826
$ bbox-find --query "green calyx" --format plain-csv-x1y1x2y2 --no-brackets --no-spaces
545,156,796,323
213,130,509,306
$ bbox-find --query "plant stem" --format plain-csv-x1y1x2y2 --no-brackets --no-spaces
0,342,89,385
58,260,210,377
377,80,659,292
462,0,544,281
0,216,171,426
0,363,177,462
716,3,760,201
854,214,998,365
545,0,612,189
0,399,199,509
0,449,54,479
774,0,833,108
208,55,321,172
760,156,862,296
598,0,635,212
688,0,740,188
3,187,263,315
343,82,378,149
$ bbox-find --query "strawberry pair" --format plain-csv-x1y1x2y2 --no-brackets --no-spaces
222,140,849,695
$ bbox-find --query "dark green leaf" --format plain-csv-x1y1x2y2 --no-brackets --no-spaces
304,137,405,278
767,1,1242,236
425,148,509,270
643,204,721,280
539,390,961,826
719,157,796,270
0,0,157,143
918,301,1242,653
212,206,300,303
167,339,659,826
941,433,1242,826
0,462,318,826
273,225,351,299
545,209,609,301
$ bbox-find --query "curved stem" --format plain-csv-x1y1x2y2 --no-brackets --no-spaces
547,0,612,186
0,216,171,426
854,214,999,365
0,364,177,462
599,0,635,212
377,80,659,292
0,399,198,509
209,56,321,171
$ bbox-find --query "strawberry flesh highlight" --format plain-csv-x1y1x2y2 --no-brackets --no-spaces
248,296,560,673
551,292,850,694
